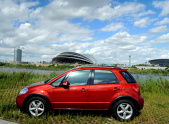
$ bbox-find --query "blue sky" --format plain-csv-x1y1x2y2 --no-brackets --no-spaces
0,0,169,65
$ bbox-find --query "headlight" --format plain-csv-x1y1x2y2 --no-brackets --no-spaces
19,88,28,95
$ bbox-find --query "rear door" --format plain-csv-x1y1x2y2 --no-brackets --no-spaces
88,69,121,110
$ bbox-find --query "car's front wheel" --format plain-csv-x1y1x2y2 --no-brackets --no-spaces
112,99,136,121
26,97,48,117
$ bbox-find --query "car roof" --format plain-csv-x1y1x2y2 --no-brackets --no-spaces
72,65,127,71
64,65,128,73
75,65,120,69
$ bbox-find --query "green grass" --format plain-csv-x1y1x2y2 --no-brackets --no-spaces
0,62,74,71
0,72,169,123
1,62,169,75
128,67,169,75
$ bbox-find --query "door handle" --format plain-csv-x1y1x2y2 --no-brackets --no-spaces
113,87,120,91
81,88,88,92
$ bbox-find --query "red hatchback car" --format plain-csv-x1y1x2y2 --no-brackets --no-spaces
16,66,144,121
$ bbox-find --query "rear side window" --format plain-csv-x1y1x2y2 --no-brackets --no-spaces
93,70,119,84
120,71,136,83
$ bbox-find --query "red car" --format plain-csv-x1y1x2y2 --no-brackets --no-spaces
16,66,144,121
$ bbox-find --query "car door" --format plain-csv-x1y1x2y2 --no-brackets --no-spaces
52,69,91,109
88,69,121,110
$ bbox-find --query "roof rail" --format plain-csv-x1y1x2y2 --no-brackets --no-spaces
74,64,121,69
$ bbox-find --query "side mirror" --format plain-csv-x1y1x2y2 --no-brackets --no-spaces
62,80,69,87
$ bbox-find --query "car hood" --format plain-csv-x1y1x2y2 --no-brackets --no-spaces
25,81,45,88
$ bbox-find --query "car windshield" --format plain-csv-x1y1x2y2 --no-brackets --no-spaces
44,71,69,84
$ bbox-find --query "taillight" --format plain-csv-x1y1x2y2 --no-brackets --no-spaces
132,85,140,95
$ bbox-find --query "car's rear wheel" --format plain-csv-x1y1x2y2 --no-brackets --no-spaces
112,99,136,121
26,97,48,117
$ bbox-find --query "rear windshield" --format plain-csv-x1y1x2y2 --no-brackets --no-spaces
120,71,136,83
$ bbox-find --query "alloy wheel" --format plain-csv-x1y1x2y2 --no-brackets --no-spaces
116,103,133,120
29,100,45,116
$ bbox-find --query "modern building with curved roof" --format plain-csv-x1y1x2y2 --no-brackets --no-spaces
52,52,97,64
149,59,169,67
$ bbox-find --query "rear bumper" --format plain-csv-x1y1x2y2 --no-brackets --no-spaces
138,95,144,110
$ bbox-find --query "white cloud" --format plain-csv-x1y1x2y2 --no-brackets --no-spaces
83,32,149,64
0,0,38,21
43,1,145,21
0,47,14,56
103,32,147,45
151,33,169,44
137,10,155,17
149,26,168,33
134,17,150,28
158,50,169,59
155,33,169,43
91,2,145,21
155,17,169,25
153,0,169,16
100,22,124,32
7,31,148,64
1,0,169,64
45,21,93,42
0,0,44,43
67,0,111,7
42,0,111,21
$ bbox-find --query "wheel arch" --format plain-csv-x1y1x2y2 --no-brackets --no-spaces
23,93,52,110
109,96,140,111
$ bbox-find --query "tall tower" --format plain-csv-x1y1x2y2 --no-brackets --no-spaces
129,55,131,66
14,49,22,63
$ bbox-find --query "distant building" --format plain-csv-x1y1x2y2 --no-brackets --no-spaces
52,52,97,64
14,49,22,63
149,59,169,67
136,66,166,70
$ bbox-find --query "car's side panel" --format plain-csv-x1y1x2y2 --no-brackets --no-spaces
88,84,122,110
16,84,54,109
52,85,89,109
120,85,144,110
28,85,54,102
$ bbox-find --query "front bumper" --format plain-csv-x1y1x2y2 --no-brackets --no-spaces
16,94,25,109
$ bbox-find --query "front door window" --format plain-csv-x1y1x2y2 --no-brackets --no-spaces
66,70,90,86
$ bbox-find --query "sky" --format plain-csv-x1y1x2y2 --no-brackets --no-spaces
0,0,169,65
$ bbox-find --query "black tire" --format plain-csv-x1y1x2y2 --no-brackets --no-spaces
112,99,136,121
26,97,48,117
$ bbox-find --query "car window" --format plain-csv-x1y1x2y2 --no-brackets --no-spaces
93,70,119,84
120,71,136,83
51,76,65,87
66,70,90,86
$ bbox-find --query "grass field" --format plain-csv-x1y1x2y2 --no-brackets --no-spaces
0,72,169,124
0,62,74,71
1,62,169,76
128,67,169,76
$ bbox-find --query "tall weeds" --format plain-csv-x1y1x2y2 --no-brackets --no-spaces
0,62,74,71
0,72,53,89
128,67,169,75
0,72,169,123
137,76,169,95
